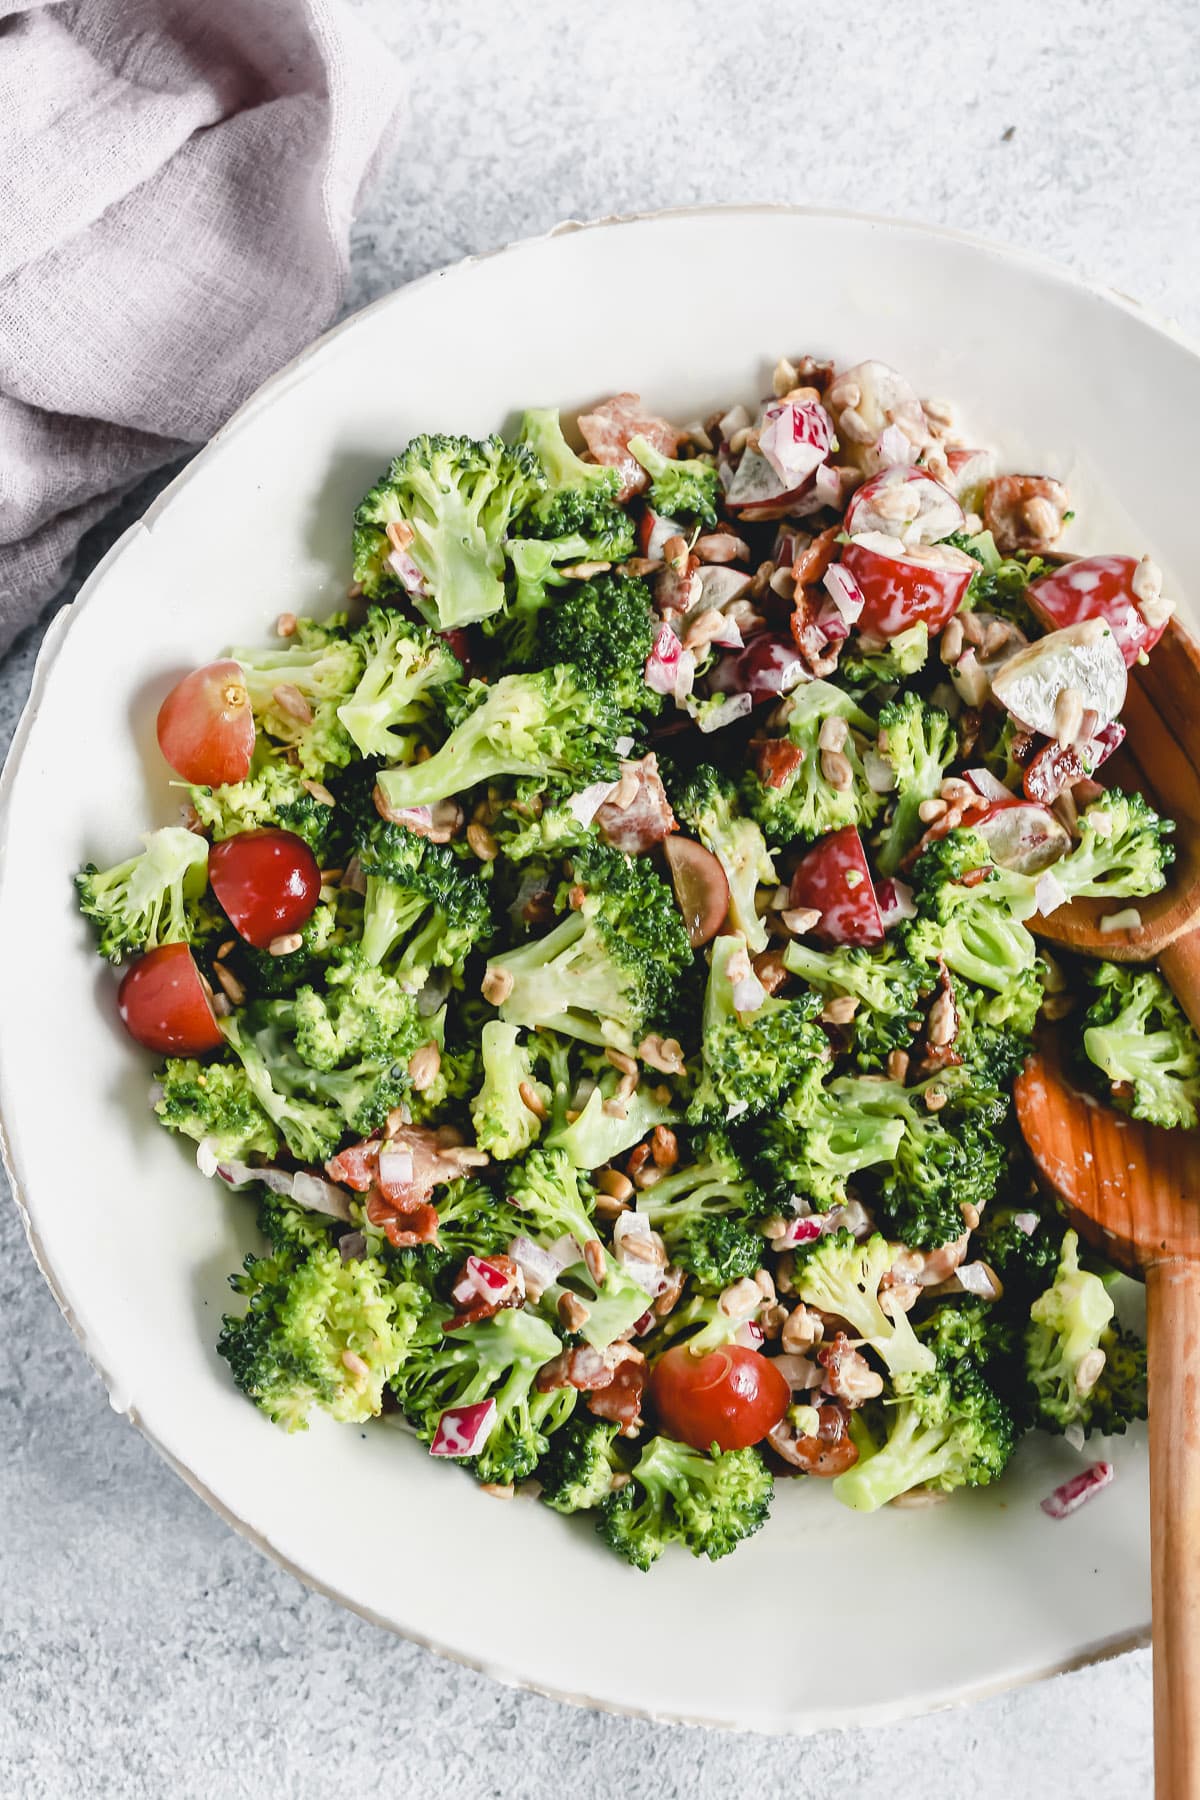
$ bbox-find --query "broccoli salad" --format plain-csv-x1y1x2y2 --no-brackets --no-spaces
77,356,1197,1568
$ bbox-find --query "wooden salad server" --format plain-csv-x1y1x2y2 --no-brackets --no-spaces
1016,615,1200,1798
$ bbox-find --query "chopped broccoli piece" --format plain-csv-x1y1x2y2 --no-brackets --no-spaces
189,760,341,861
539,1416,624,1514
627,434,720,527
232,616,363,776
219,1015,377,1160
832,1353,1016,1512
76,827,209,962
505,1148,651,1348
796,1231,936,1382
742,680,882,848
598,1435,773,1569
155,1056,280,1163
1083,961,1200,1130
470,1020,550,1160
874,694,957,876
355,821,492,982
515,408,636,558
1026,1228,1118,1433
354,433,543,627
335,608,461,761
635,1131,765,1290
375,667,621,813
688,934,829,1123
671,764,777,953
839,622,930,689
545,1071,678,1170
286,949,427,1074
948,529,1044,632
1052,790,1175,905
219,1232,429,1431
905,828,1040,993
782,938,933,1070
537,573,661,716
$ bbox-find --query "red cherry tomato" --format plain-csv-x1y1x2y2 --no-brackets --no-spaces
648,1344,791,1452
117,943,224,1055
790,825,885,946
208,828,321,948
840,537,975,638
1028,555,1167,667
156,660,255,787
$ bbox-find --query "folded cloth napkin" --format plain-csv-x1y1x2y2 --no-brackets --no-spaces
0,0,403,657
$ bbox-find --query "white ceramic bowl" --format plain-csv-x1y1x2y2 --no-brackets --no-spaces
3,208,1195,1732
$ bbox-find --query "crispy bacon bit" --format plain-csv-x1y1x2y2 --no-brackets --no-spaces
768,1401,859,1476
756,738,804,789
982,474,1069,555
365,1195,440,1248
596,754,676,854
325,1137,383,1192
586,1357,648,1433
535,1340,644,1395
791,525,841,589
816,1332,884,1406
788,585,840,678
331,1125,486,1243
577,393,684,502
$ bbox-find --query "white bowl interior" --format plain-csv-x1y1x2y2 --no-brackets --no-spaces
5,209,1195,1729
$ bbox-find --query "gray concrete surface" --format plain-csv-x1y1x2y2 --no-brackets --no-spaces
3,1,1196,1792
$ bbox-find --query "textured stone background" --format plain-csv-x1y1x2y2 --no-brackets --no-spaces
3,1,1196,1793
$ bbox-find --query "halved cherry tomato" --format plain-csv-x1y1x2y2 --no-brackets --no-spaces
840,535,975,638
156,660,255,787
209,828,321,948
790,825,885,946
648,1344,790,1452
117,943,223,1055
1028,555,1167,667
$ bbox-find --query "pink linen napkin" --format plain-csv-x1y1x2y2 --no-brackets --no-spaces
0,0,404,656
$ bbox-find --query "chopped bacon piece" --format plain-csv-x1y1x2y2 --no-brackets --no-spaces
596,755,676,854
334,1126,486,1245
324,1137,382,1192
535,1340,643,1395
450,1253,525,1326
768,1402,859,1476
756,738,804,789
365,1194,440,1248
653,557,701,615
586,1357,647,1434
577,393,684,502
791,525,841,589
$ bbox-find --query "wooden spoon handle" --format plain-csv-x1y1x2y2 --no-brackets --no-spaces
1148,1256,1200,1799
1159,926,1200,1040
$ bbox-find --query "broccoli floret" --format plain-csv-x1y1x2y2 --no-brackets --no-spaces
953,971,1043,1085
635,1131,765,1290
949,530,1044,632
219,1234,428,1430
545,1071,679,1170
390,1304,572,1486
505,1148,651,1347
516,409,636,558
832,1354,1016,1512
335,607,461,761
375,667,621,814
232,616,363,777
1052,790,1175,905
1082,962,1200,1130
219,1016,360,1161
796,1231,936,1381
877,1079,1009,1250
754,1076,906,1210
231,898,347,1000
539,1416,625,1514
537,573,661,716
972,1197,1065,1306
381,1175,513,1293
689,935,828,1125
650,1288,748,1357
353,433,543,627
287,950,428,1076
76,827,209,962
598,1435,773,1569
354,821,492,984
188,759,342,861
155,1057,280,1163
782,938,933,1070
470,1020,550,1160
671,765,777,953
1086,1324,1148,1436
839,622,930,689
742,681,882,848
873,694,957,876
1026,1228,1119,1433
483,537,593,670
487,842,692,1054
627,434,720,528
905,828,1040,993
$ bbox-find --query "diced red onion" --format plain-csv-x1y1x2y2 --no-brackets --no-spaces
508,1236,563,1296
876,877,916,927
430,1399,496,1458
731,970,767,1014
955,1261,1001,1299
812,462,842,509
1034,869,1070,917
758,400,834,485
718,402,752,442
549,1234,584,1270
823,1200,873,1239
735,1320,765,1349
673,647,697,702
196,1137,220,1178
292,1172,353,1221
814,599,851,645
387,547,428,595
1064,1422,1087,1454
614,734,635,757
876,424,918,466
822,562,866,624
388,805,434,834
698,691,753,733
567,780,619,827
1040,1461,1114,1519
465,1255,515,1297
965,767,1016,803
614,1211,654,1249
632,1308,656,1336
709,616,745,652
644,624,683,695
779,1216,824,1248
378,1148,414,1191
864,748,897,794
1012,1211,1039,1237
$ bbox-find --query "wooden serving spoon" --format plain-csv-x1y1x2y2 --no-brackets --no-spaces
1015,615,1200,1797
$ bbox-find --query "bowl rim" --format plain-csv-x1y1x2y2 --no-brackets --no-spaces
0,201,1177,1731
